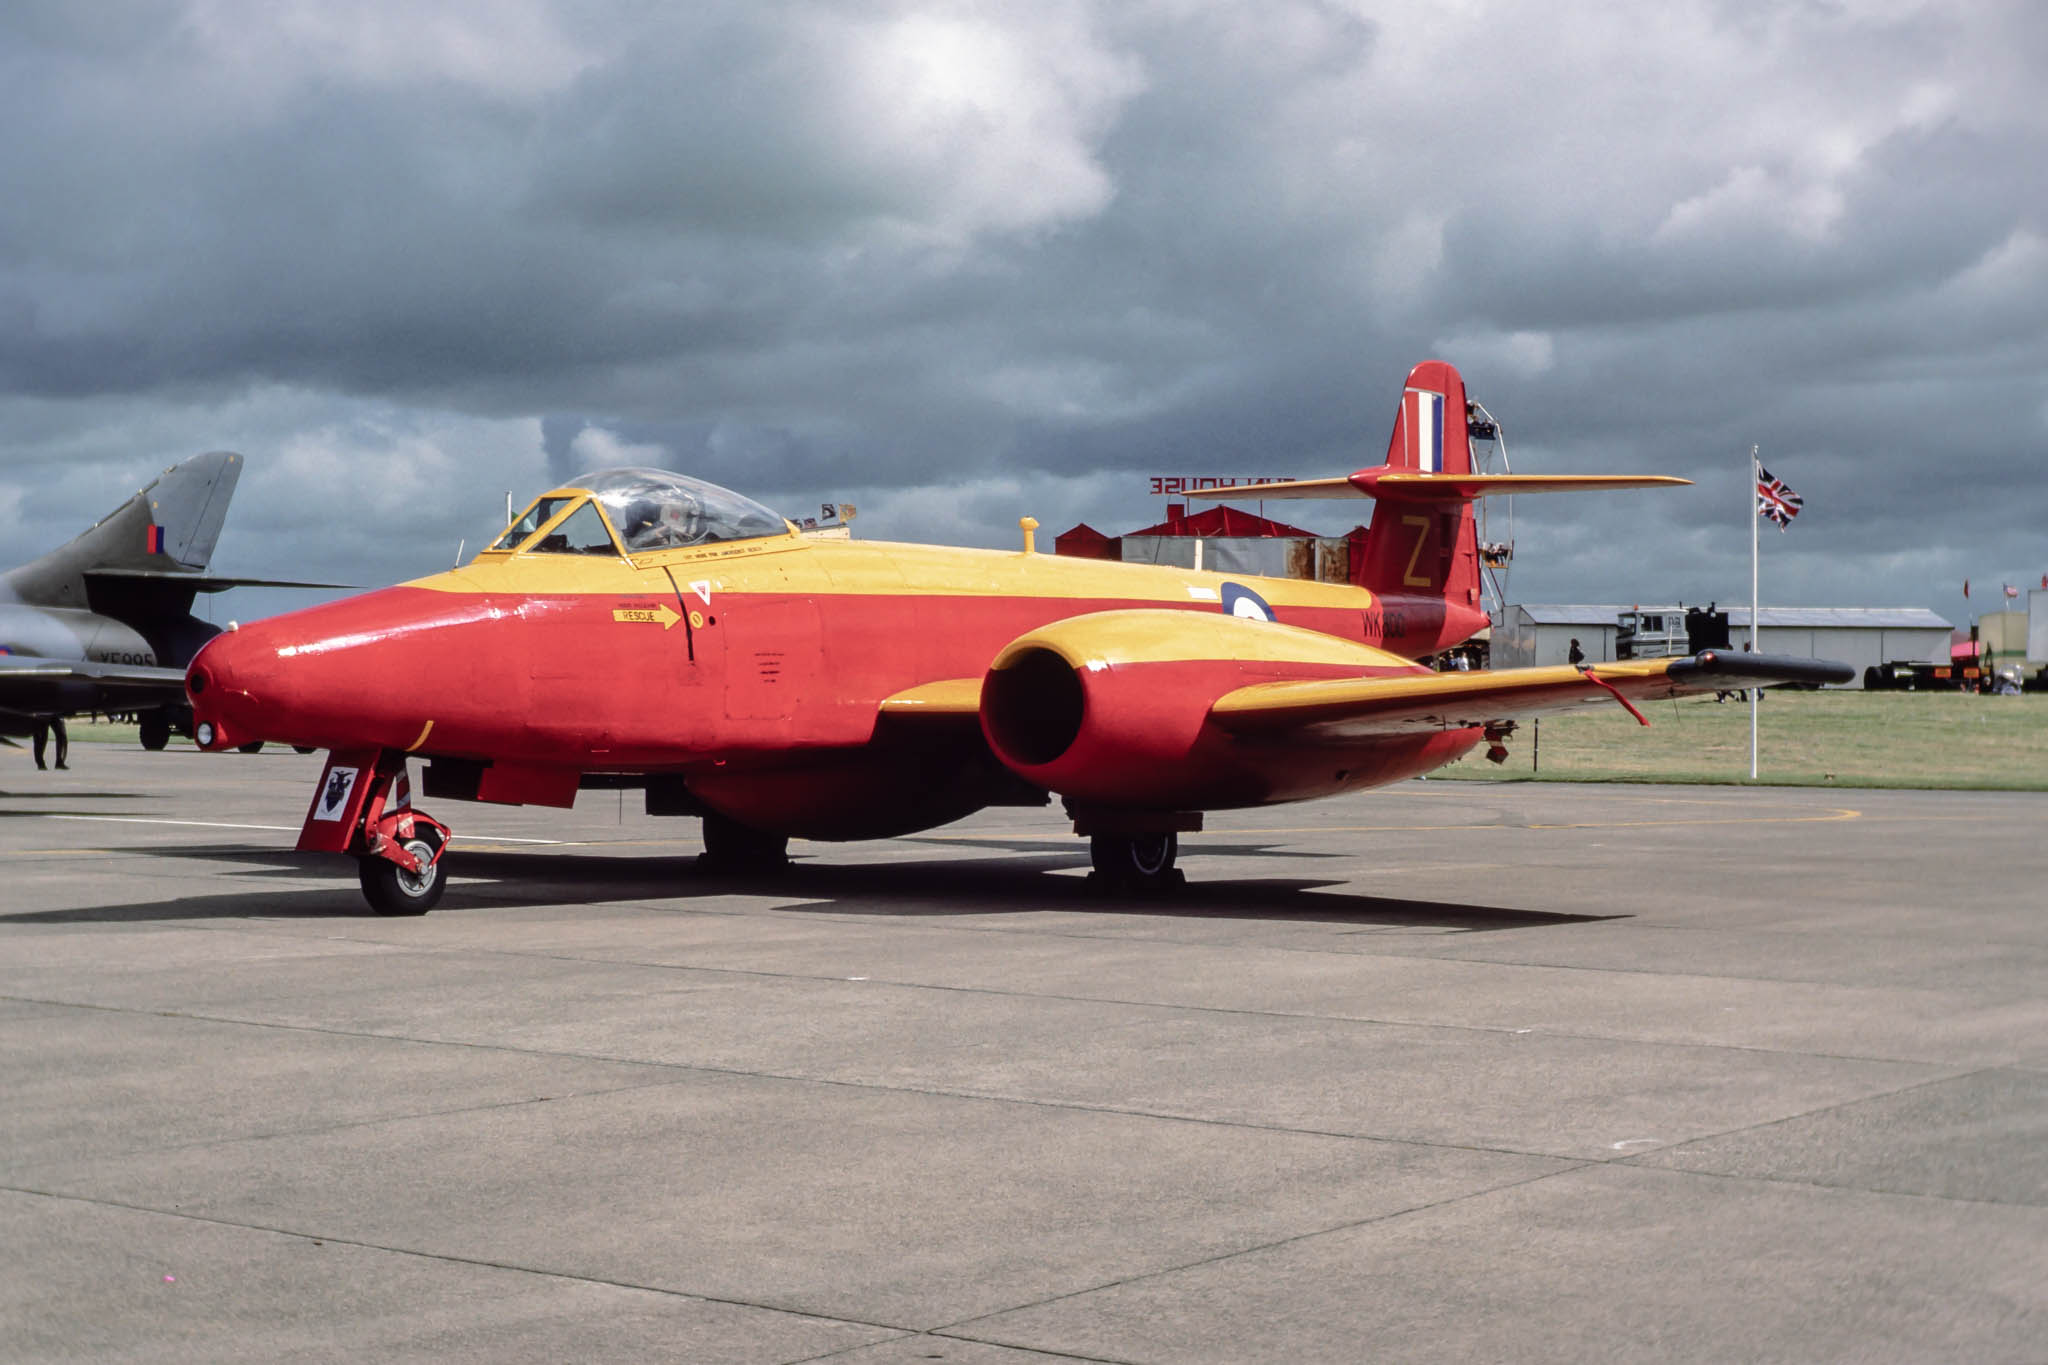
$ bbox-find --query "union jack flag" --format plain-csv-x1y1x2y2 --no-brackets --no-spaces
1755,462,1803,530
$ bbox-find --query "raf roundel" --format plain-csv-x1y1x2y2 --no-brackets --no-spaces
1220,583,1275,622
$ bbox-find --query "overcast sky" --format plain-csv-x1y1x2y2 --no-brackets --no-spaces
3,0,2042,630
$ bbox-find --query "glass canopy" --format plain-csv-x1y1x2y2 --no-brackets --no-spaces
571,468,791,552
491,469,793,556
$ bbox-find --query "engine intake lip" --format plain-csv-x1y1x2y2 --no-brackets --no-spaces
982,646,1085,768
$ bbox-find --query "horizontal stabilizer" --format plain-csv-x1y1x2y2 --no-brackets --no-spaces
84,569,353,594
1193,469,1691,502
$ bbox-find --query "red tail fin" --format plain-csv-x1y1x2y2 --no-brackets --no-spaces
1353,361,1482,615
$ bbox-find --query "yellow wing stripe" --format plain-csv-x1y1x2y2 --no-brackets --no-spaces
879,679,983,714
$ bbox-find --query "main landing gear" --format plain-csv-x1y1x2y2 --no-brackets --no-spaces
1088,832,1185,893
697,811,790,875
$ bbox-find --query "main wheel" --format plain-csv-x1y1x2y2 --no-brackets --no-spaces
1089,832,1184,891
139,712,172,751
698,812,790,874
358,829,447,916
237,741,265,754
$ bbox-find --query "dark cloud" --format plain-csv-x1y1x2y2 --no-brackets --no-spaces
1,0,2041,635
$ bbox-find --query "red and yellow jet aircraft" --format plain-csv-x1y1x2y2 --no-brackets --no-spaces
185,361,1850,913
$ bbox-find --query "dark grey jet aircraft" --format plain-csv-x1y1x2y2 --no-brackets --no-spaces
2,452,330,752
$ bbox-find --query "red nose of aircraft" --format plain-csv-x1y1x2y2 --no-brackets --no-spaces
186,587,477,754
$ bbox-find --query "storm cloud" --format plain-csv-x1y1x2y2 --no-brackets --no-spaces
2,0,2042,626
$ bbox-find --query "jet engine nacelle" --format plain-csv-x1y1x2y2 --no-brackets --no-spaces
980,608,1443,810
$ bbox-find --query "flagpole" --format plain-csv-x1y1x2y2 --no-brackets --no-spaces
1749,444,1759,781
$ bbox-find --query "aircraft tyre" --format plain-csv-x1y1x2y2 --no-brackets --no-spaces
358,829,447,916
698,813,790,874
237,741,265,754
139,713,172,751
1089,832,1185,892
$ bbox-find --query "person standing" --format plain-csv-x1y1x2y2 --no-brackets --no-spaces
1568,638,1585,667
32,717,69,770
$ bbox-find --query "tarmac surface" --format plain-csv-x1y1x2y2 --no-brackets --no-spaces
2,745,2044,1363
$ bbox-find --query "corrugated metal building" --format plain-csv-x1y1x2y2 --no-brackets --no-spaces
1492,604,1951,686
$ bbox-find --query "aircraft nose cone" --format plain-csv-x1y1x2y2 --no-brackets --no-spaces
186,623,270,750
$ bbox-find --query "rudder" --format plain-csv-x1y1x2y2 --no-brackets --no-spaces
1354,361,1482,611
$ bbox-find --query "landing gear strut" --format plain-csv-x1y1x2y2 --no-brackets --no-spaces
1089,832,1185,892
698,811,790,875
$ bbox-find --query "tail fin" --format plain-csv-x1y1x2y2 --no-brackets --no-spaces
3,452,244,608
1353,361,1481,604
1187,357,1689,607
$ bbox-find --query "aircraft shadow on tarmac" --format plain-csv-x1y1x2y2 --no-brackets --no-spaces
1,843,1622,932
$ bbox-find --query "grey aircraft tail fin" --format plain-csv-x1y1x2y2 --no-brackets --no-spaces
93,450,244,571
152,449,243,567
3,452,245,607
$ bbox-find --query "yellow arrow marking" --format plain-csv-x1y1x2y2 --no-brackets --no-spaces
612,603,681,630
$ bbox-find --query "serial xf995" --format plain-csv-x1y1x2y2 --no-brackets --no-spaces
185,361,1851,914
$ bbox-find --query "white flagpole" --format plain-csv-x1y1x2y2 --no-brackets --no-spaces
1749,444,1759,781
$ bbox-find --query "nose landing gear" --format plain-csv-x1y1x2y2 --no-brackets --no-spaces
295,749,453,915
354,764,452,915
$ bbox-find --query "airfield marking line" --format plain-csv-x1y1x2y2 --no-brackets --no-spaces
44,815,300,832
37,814,571,844
0,1185,925,1343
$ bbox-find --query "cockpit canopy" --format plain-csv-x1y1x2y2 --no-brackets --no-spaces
487,468,791,556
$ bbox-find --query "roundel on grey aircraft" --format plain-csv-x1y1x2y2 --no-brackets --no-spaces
1221,583,1274,621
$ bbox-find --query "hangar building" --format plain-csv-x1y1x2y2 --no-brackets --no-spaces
1492,604,1952,686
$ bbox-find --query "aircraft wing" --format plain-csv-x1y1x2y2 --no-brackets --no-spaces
0,655,190,708
1210,650,1854,739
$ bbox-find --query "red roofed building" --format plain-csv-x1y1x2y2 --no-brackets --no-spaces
1051,522,1120,560
1055,502,1365,583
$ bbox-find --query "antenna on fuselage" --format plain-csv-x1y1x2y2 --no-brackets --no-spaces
453,538,464,567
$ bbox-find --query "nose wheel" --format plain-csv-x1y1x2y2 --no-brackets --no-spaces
359,827,448,915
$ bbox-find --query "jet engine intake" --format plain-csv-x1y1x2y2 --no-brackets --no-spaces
979,609,1427,809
